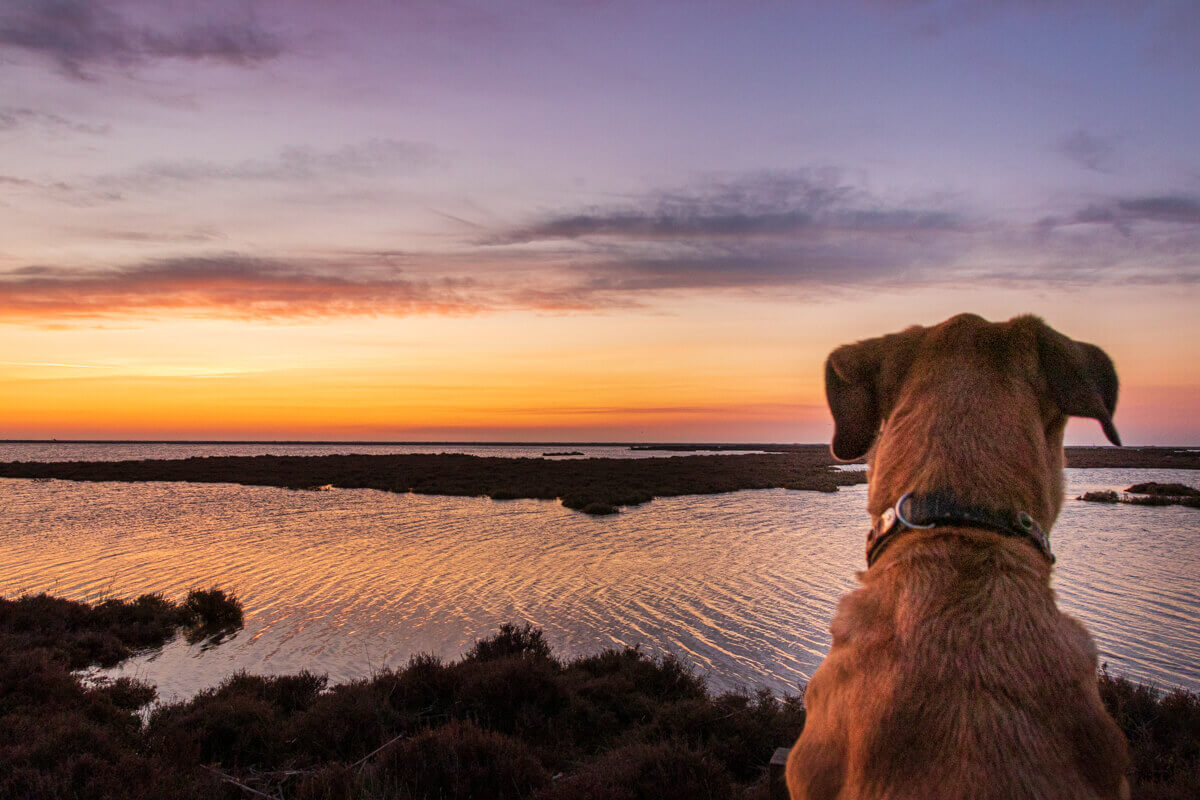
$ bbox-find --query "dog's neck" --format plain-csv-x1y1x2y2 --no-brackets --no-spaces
865,490,1054,567
864,370,1068,558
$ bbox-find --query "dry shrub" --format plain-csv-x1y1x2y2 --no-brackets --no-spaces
457,654,570,739
5,591,1198,800
569,647,708,703
381,653,461,712
287,677,407,762
465,622,552,662
360,720,549,799
640,689,805,782
0,593,182,668
1100,669,1200,800
181,587,244,632
149,690,281,768
536,740,734,800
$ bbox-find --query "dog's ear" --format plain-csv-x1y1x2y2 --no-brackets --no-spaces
1036,326,1121,446
825,328,922,461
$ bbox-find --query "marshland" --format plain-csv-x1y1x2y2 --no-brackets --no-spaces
2,443,1198,798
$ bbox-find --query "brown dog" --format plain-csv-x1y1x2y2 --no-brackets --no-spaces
786,314,1130,800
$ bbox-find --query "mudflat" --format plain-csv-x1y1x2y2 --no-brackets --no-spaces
0,448,854,515
0,445,1194,515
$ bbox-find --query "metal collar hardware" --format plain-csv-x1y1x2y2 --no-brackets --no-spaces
867,491,1054,567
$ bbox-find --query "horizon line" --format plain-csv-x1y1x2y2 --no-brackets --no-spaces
0,439,1173,448
0,439,810,446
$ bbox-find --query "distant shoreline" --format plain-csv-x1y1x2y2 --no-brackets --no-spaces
0,449,856,515
1,446,1197,514
4,440,1197,450
1,439,804,446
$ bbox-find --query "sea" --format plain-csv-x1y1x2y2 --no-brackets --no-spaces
1,442,1197,701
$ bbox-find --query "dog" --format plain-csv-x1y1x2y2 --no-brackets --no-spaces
786,313,1130,800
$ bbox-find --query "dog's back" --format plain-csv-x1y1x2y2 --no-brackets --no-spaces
787,314,1129,800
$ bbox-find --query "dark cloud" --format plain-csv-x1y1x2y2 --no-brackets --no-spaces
561,237,953,296
490,173,1200,297
490,171,963,245
0,106,108,135
5,180,1197,323
0,255,478,319
1117,195,1200,225
1038,193,1200,235
1055,129,1118,173
499,211,813,242
0,251,626,321
0,0,283,80
482,171,969,296
1022,193,1200,285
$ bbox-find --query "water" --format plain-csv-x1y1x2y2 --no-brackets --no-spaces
1,461,1197,702
0,441,768,463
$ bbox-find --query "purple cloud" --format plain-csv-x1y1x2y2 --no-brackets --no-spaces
0,250,637,321
491,171,963,245
1117,195,1200,225
4,177,1197,325
0,255,478,320
0,0,283,80
1039,194,1200,235
489,175,1200,296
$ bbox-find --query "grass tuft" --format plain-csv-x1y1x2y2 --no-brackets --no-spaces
181,587,244,633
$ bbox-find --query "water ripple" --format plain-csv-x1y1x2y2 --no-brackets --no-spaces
0,467,1197,701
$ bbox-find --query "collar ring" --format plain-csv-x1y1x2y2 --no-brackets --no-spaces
894,492,936,530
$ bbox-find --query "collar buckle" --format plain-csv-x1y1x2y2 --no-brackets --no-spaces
867,491,1055,567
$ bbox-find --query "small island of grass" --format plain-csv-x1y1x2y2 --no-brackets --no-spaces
1,445,1196,515
1079,481,1200,509
0,448,860,515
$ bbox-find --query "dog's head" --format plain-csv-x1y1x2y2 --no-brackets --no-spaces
825,314,1118,527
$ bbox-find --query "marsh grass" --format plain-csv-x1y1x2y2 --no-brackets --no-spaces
0,450,853,515
1,592,1196,799
1099,668,1200,799
1079,482,1200,509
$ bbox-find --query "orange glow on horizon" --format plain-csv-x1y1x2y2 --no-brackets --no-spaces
2,286,1197,445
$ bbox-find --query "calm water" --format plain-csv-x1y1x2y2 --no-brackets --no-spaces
1,458,1197,701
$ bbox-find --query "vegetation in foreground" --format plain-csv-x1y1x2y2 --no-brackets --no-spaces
1,593,1197,799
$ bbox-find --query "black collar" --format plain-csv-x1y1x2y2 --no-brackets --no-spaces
867,491,1054,567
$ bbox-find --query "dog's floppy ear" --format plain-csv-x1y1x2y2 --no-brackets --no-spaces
1036,326,1121,446
825,328,921,461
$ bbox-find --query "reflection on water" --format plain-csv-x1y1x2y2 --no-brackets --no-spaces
1,468,1197,701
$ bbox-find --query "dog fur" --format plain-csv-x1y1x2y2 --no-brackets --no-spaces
786,313,1130,800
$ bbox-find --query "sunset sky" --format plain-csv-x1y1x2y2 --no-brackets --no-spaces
2,1,1198,443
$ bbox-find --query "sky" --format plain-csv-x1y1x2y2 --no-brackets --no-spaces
1,0,1198,443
